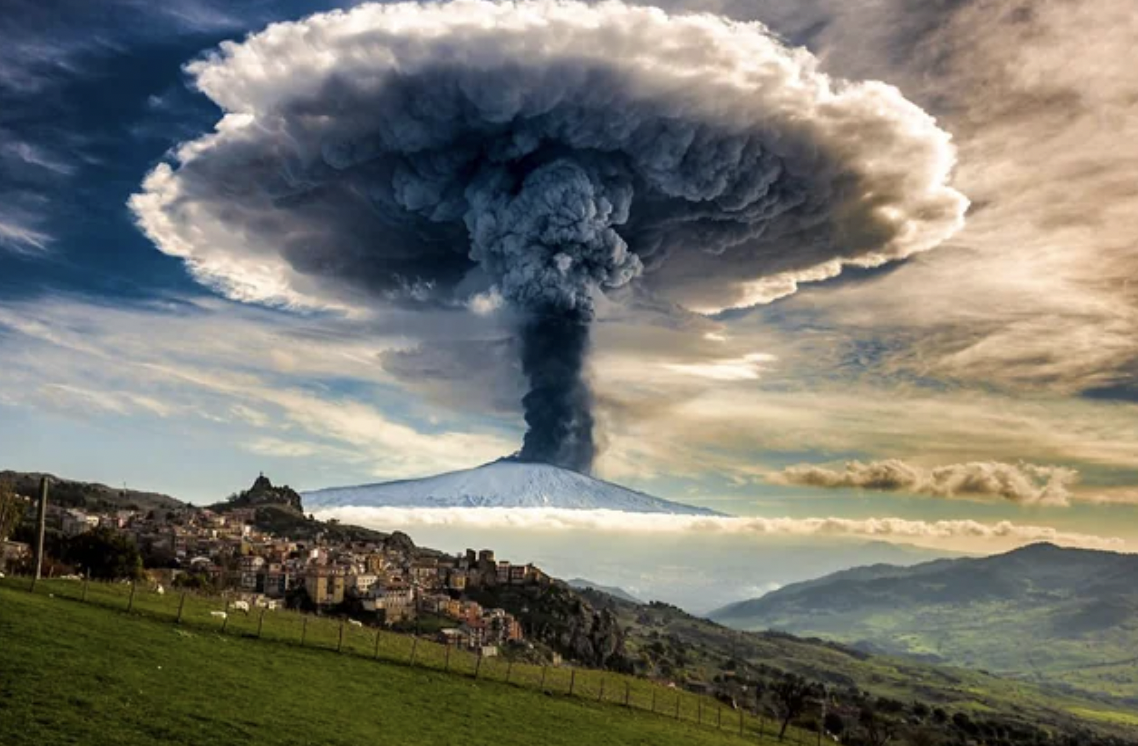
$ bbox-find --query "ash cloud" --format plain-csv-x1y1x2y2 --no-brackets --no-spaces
130,0,966,472
775,459,1077,506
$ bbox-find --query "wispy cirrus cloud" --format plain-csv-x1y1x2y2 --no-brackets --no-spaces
0,139,75,177
0,0,243,95
661,352,777,382
0,212,51,255
0,294,518,483
0,0,251,259
36,383,175,419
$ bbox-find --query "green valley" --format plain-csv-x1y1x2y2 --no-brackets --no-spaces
709,544,1138,704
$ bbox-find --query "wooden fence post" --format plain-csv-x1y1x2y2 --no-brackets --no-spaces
651,690,657,713
176,592,187,623
221,600,230,633
301,616,309,646
540,666,548,691
337,620,345,652
444,642,451,671
127,581,136,613
409,637,419,666
373,629,382,659
569,668,577,696
597,677,605,702
738,709,744,736
474,648,483,679
624,682,631,708
257,608,266,638
505,660,513,684
81,571,90,603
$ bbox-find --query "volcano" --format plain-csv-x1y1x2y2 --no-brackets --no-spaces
302,460,720,516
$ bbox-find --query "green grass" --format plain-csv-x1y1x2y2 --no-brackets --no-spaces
0,580,794,746
1070,708,1138,727
753,602,1138,701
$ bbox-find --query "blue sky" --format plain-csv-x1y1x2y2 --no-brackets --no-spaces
1,0,1136,555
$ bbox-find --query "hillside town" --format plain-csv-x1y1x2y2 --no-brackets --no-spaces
0,475,541,655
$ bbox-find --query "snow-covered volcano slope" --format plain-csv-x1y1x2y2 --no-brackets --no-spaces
303,460,721,516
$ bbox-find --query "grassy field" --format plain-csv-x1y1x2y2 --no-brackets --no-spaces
0,580,800,746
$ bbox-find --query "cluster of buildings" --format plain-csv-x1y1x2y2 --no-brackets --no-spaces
6,498,542,654
279,547,537,650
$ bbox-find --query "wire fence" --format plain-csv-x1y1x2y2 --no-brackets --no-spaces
1,574,820,745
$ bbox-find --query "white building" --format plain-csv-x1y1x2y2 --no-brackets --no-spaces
61,510,100,537
348,573,379,595
362,583,416,624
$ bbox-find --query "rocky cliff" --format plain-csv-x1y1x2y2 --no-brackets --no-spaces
470,581,631,671
222,474,305,513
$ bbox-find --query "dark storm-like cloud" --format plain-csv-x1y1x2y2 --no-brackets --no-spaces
131,0,966,471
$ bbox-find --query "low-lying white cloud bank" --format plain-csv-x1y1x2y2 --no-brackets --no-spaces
311,507,1127,552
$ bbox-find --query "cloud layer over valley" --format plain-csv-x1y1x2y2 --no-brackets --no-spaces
312,506,1126,553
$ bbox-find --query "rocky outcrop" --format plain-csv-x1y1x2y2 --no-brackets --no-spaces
383,530,416,555
556,602,628,671
223,474,305,513
471,581,631,672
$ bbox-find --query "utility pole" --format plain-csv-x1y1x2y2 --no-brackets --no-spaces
31,477,49,588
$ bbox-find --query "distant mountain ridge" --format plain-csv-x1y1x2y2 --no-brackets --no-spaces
568,578,644,604
710,543,1138,703
0,470,185,514
303,460,721,515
